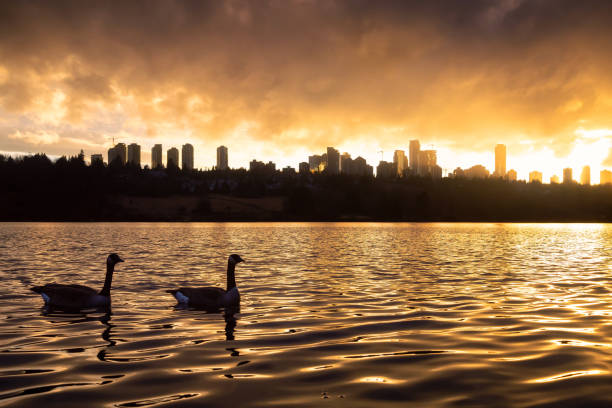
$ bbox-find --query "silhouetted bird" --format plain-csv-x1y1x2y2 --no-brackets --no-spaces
166,254,244,309
30,253,124,309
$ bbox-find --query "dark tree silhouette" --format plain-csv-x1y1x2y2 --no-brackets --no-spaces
1,154,611,221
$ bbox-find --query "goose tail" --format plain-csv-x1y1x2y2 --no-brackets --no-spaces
166,289,178,295
30,286,44,294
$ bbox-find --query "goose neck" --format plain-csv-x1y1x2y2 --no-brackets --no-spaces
226,260,237,291
99,263,114,297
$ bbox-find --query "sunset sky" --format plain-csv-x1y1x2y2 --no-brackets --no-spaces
1,1,612,182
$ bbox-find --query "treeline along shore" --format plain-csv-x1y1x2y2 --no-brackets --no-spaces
1,153,612,222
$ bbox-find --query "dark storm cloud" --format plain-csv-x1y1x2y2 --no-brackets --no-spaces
1,0,612,159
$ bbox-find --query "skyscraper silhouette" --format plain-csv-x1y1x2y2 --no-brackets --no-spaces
340,152,352,174
152,144,163,169
308,155,323,172
580,166,590,185
182,143,194,170
417,150,437,177
108,143,126,165
167,147,179,168
393,150,408,176
495,144,506,177
217,146,228,170
298,162,310,174
326,147,340,175
409,140,420,171
128,143,141,166
563,168,573,183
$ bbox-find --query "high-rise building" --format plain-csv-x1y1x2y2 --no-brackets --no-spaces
107,143,126,165
216,146,228,170
108,147,116,164
249,159,265,171
550,175,559,184
181,144,194,170
393,150,408,176
494,144,506,177
340,152,352,174
91,154,103,164
127,143,141,166
409,140,420,171
529,171,542,183
353,156,373,176
601,170,612,185
151,144,163,168
376,161,395,178
580,165,590,185
298,162,310,174
507,169,517,181
167,147,179,168
115,143,126,164
563,168,573,183
326,147,340,175
308,155,322,173
417,150,437,176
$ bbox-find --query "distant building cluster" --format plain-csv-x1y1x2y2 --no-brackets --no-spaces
449,143,611,185
95,142,194,170
306,147,373,176
90,139,612,185
301,140,441,179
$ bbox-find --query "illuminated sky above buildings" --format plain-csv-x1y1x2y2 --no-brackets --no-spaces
1,1,612,181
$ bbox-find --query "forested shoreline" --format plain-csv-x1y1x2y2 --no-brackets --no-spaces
2,153,612,222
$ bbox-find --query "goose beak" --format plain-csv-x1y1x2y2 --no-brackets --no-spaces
117,257,124,263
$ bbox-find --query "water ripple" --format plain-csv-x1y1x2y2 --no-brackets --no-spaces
1,222,612,407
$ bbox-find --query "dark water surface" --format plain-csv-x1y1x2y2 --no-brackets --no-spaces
2,223,612,407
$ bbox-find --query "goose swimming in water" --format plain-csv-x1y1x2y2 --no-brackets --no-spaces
30,253,124,309
166,254,244,309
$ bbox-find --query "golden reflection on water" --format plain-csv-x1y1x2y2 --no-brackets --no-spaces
357,376,405,384
528,369,608,383
1,223,612,407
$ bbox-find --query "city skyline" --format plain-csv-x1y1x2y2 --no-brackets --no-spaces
30,139,612,185
5,135,612,184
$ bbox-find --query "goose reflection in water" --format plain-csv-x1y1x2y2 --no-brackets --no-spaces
224,307,238,341
172,304,240,341
40,308,117,361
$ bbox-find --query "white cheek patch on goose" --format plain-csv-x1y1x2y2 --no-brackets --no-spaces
175,291,189,303
41,293,50,303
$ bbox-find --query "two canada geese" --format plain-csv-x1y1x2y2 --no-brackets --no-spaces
30,253,245,310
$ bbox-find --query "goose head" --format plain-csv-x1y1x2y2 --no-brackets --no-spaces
229,254,244,265
107,253,124,266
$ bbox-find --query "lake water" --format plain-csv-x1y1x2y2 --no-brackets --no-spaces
1,223,612,407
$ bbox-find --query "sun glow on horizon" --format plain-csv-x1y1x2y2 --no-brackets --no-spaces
2,125,612,184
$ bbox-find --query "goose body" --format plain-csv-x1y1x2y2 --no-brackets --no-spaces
167,254,243,309
30,254,123,309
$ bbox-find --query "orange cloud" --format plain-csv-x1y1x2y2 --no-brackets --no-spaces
0,1,612,173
